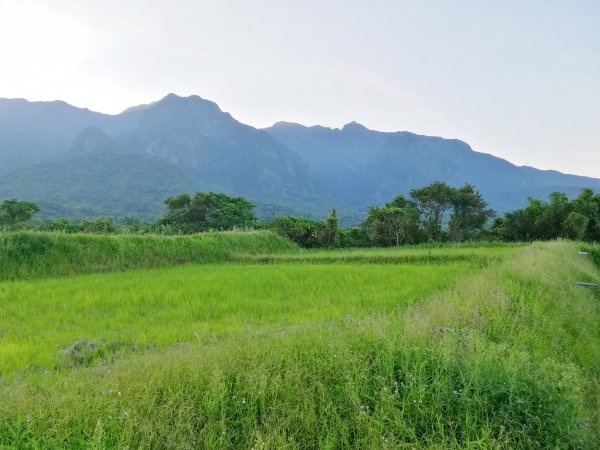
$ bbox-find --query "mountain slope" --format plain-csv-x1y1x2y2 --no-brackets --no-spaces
266,122,600,212
0,98,143,176
124,94,325,203
0,127,195,219
0,95,330,219
0,94,598,222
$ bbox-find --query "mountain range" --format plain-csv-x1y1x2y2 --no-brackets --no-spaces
0,93,598,224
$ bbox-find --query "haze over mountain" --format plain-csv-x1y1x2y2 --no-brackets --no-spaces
0,126,196,218
0,94,598,223
266,122,600,213
0,94,326,220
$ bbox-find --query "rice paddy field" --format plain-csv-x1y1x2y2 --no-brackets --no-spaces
1,232,599,448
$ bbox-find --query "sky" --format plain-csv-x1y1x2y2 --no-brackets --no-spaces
0,0,598,178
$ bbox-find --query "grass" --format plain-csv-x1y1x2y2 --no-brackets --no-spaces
0,230,296,281
237,244,516,265
0,260,477,375
1,239,599,448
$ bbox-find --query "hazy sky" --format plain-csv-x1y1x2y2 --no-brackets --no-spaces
0,0,598,177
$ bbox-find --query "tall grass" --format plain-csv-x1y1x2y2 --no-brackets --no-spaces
1,241,599,448
0,230,296,280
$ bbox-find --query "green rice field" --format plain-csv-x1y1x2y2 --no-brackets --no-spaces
0,233,599,448
0,261,479,374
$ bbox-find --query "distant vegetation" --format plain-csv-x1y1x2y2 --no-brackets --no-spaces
491,188,600,241
158,191,256,233
3,182,600,247
0,198,39,225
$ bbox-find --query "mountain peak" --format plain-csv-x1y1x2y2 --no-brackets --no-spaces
157,93,220,110
270,121,305,129
133,93,241,138
341,121,368,132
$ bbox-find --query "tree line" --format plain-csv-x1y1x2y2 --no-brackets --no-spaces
490,189,600,242
2,182,599,247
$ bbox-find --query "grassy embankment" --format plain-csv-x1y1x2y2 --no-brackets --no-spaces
0,230,296,280
0,235,599,448
0,231,515,282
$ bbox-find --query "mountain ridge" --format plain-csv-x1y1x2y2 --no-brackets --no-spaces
0,94,598,223
265,120,600,212
268,120,596,180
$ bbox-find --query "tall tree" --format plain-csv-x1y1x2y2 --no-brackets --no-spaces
448,184,495,241
410,181,455,241
572,188,600,241
562,212,589,240
542,192,572,239
365,195,420,246
323,209,339,248
0,199,39,225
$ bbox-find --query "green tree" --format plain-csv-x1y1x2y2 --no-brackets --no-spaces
262,215,325,248
0,199,40,225
562,211,589,240
492,197,547,241
262,210,341,248
80,217,117,234
448,184,495,241
410,181,455,241
364,196,420,246
491,189,600,242
164,192,192,210
572,188,600,241
37,218,81,234
541,192,572,239
158,192,255,233
338,227,372,248
323,209,339,248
